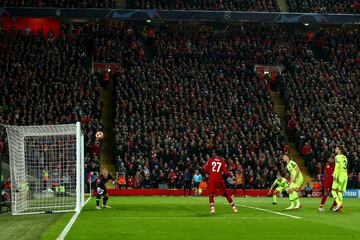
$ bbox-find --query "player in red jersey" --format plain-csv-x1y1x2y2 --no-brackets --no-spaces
318,157,336,211
205,150,238,214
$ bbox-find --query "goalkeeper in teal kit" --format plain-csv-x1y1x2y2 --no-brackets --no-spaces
282,154,303,210
268,173,289,205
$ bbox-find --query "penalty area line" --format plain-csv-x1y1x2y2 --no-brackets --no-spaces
238,205,302,219
57,197,92,240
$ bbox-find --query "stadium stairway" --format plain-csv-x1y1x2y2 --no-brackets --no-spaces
277,0,289,12
270,90,313,183
99,78,116,176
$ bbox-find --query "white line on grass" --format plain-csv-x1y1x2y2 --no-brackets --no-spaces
75,216,283,221
57,197,92,240
238,204,302,219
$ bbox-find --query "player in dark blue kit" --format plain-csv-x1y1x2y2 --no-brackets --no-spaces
96,169,115,209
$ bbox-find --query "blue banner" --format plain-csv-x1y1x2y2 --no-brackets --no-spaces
343,189,360,198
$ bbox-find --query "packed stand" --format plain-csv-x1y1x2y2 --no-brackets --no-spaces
93,23,360,190
279,29,360,188
92,22,144,64
287,0,360,14
0,0,116,8
91,23,308,190
0,27,103,196
127,0,280,12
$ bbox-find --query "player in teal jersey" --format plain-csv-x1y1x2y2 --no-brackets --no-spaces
332,145,348,212
268,173,289,205
282,154,303,210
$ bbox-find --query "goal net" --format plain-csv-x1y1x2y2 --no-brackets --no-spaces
3,122,85,215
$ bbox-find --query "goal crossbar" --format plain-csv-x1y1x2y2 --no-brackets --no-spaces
2,124,77,137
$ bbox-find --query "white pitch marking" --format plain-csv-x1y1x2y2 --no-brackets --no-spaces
76,216,282,221
238,204,302,219
57,197,92,240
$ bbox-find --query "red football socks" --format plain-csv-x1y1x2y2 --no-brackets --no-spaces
209,195,214,206
320,195,328,207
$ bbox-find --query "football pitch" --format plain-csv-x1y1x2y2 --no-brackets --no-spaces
1,196,360,240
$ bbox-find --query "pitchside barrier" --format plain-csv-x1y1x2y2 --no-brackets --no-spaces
298,189,322,197
106,189,360,198
343,189,360,198
107,189,269,197
107,189,314,197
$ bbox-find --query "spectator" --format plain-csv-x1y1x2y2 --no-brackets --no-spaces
134,171,142,189
117,174,126,189
304,183,312,197
227,174,236,189
301,142,312,156
183,168,192,196
158,171,168,189
199,178,208,193
301,142,313,165
288,0,360,14
0,190,11,213
42,168,49,190
287,118,297,141
142,175,151,189
3,176,11,190
312,180,322,191
62,173,71,191
254,174,266,189
168,169,177,189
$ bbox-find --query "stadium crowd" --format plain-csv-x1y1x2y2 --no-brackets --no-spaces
91,23,309,190
2,0,360,14
127,0,280,12
287,0,360,14
91,23,360,190
0,27,103,197
0,0,116,8
279,29,360,188
0,21,359,195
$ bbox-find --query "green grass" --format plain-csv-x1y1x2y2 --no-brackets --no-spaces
0,211,72,240
1,197,360,240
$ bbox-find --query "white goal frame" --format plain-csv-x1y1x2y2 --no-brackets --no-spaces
3,122,85,215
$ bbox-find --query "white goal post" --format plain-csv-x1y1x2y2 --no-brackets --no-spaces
3,122,85,215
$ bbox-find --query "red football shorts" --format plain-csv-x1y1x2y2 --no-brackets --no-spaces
207,180,227,194
324,179,333,192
